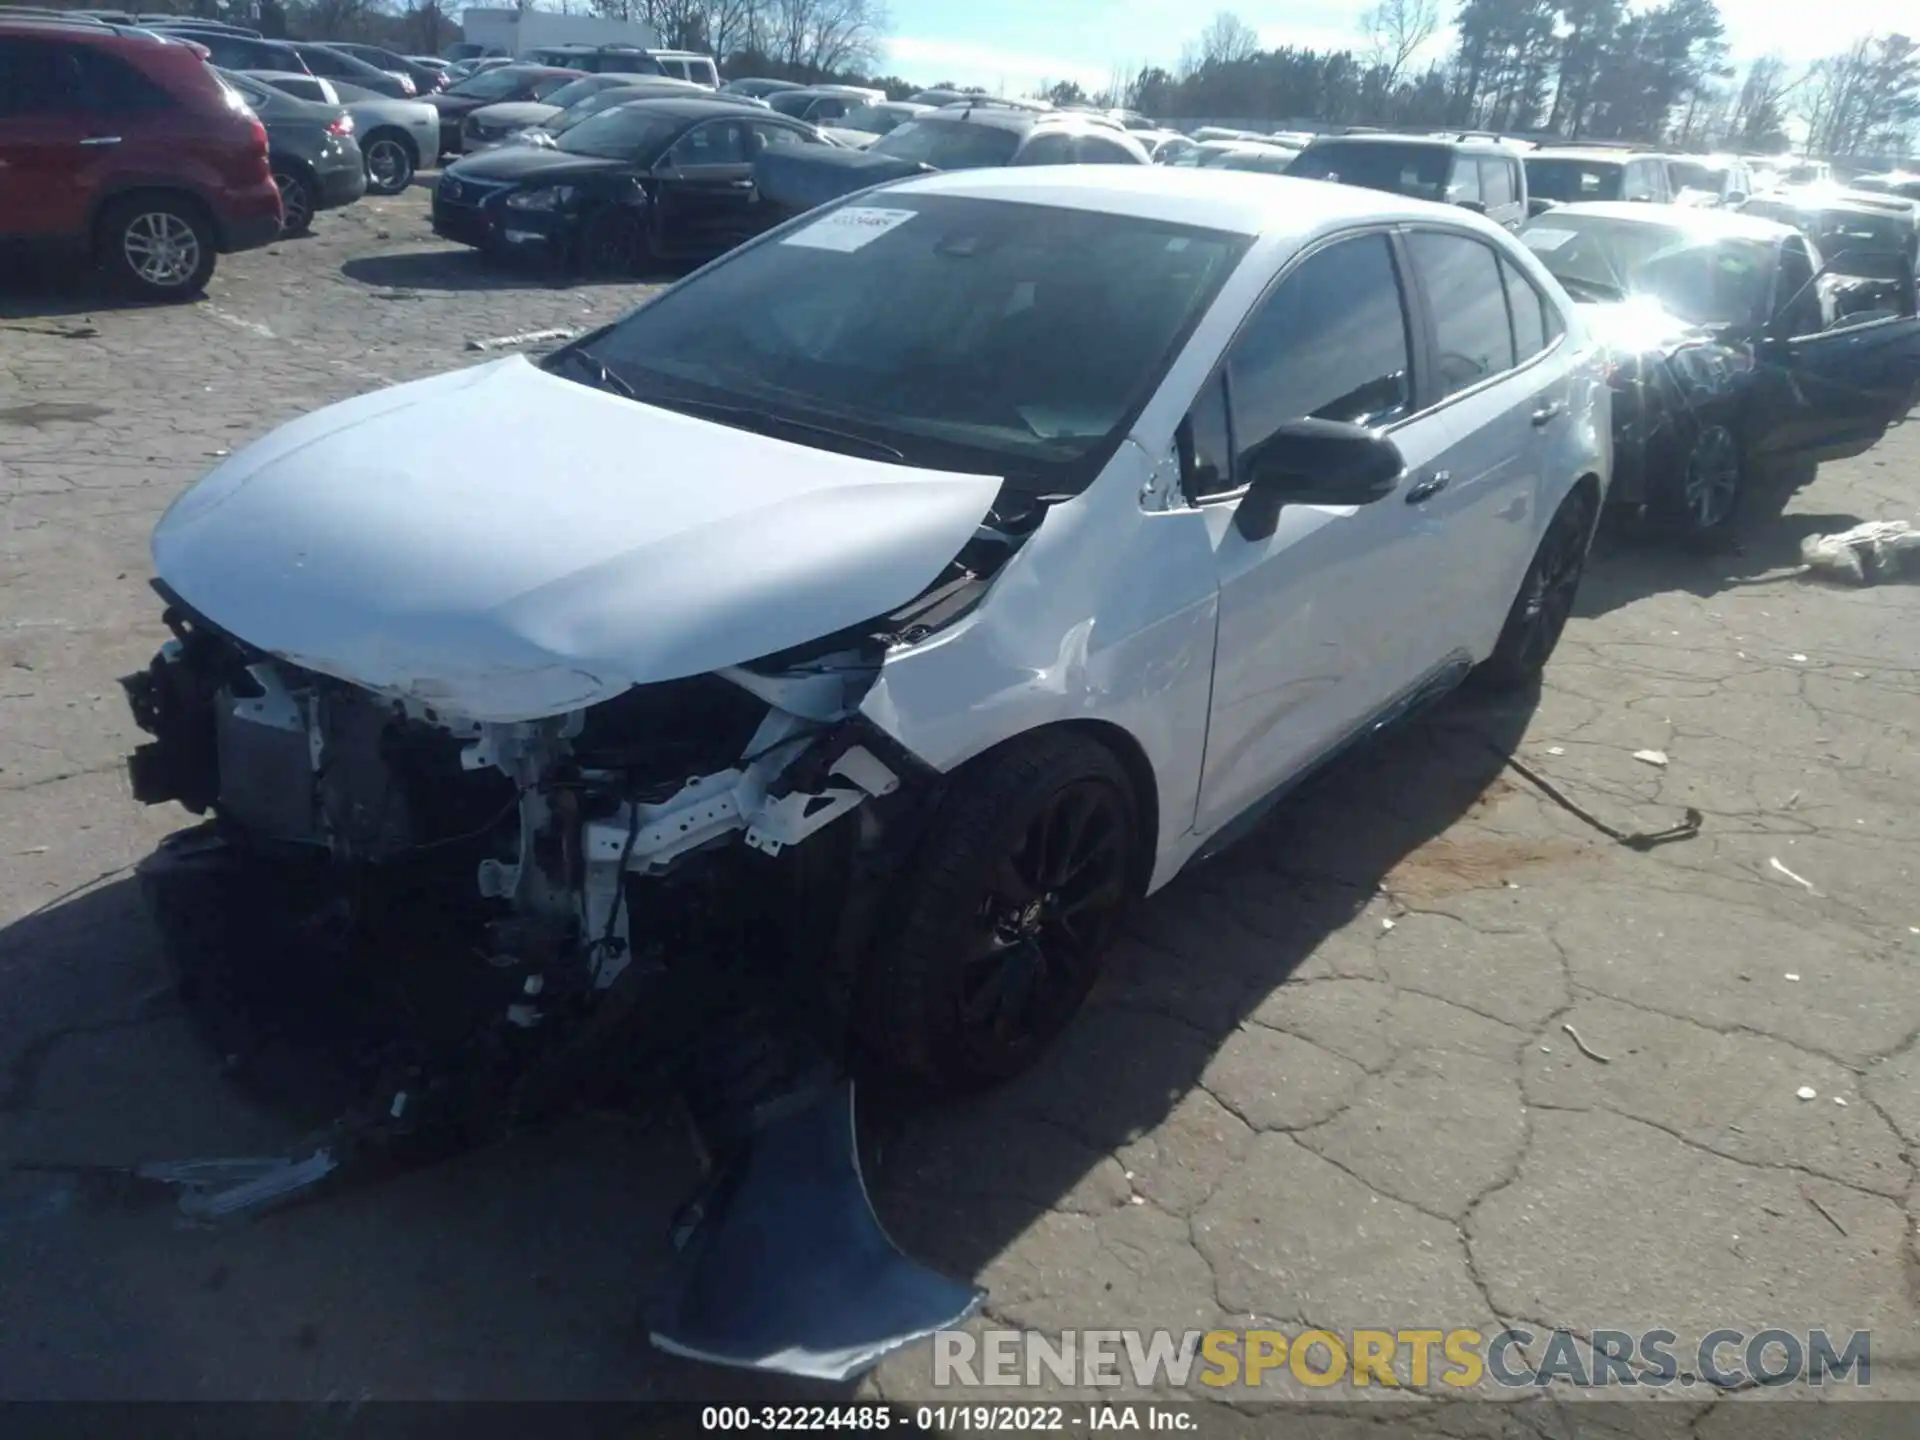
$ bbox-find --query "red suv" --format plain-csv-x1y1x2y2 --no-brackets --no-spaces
0,18,283,300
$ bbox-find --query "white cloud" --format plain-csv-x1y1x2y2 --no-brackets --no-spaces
883,36,1111,92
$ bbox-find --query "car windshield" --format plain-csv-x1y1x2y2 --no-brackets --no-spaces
541,76,615,109
841,103,906,134
1669,161,1728,192
1811,210,1911,262
1287,142,1450,201
1522,216,1773,327
556,108,684,160
1526,158,1625,203
870,118,1021,169
446,67,538,100
568,194,1249,487
1215,149,1294,173
545,89,643,131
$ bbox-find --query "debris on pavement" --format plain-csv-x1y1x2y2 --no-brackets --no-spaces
135,1149,339,1222
1768,856,1823,895
1632,749,1669,767
1561,1023,1612,1064
1834,1097,1848,1107
1784,973,1800,982
1796,1086,1818,1101
1803,1191,1847,1236
1790,653,1809,663
1800,520,1920,585
1494,746,1702,852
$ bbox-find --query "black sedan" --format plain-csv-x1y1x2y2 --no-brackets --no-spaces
427,64,585,157
432,98,836,276
1519,202,1920,540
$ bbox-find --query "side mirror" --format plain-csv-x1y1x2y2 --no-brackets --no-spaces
1234,420,1406,541
1527,197,1557,218
1456,198,1488,215
1726,190,1748,206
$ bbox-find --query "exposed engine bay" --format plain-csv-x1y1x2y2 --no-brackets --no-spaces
116,507,1041,1380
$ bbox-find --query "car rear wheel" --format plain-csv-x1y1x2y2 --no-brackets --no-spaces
576,205,650,277
859,731,1139,1092
1477,481,1597,691
362,131,416,195
97,196,216,301
272,166,316,236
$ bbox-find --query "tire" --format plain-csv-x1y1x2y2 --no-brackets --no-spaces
361,130,417,196
1665,421,1743,546
95,195,216,301
1477,481,1598,692
272,165,316,236
575,205,649,278
859,731,1140,1092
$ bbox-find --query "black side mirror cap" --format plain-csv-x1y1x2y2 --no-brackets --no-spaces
1233,419,1406,542
1456,198,1488,214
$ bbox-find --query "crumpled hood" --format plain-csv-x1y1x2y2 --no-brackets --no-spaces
1573,297,1714,356
152,355,1004,722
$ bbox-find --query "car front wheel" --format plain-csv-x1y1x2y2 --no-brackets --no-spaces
860,731,1140,1092
1478,481,1597,691
1669,421,1743,543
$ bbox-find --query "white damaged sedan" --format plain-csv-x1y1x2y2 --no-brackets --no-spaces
123,166,1610,1377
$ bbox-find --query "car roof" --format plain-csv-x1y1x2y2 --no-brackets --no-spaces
593,95,771,119
1541,200,1795,243
1302,132,1520,154
1528,148,1638,162
882,165,1517,237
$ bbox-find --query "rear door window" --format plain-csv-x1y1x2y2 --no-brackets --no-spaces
1500,255,1553,361
1406,229,1517,397
1479,157,1515,208
1447,156,1482,206
1016,133,1077,165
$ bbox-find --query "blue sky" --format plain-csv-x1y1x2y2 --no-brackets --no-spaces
879,0,1891,95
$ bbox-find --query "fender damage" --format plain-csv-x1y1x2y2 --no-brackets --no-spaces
116,361,1076,1380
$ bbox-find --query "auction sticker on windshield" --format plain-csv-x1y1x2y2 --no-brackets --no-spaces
783,206,917,252
1522,228,1577,251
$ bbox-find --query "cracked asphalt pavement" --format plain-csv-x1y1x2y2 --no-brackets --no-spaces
3,184,1918,1428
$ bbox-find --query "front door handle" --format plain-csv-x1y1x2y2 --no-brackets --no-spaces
79,135,123,147
1531,401,1563,426
1404,470,1451,504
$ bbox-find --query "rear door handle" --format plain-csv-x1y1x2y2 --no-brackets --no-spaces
1531,401,1563,426
1404,470,1451,504
79,135,122,146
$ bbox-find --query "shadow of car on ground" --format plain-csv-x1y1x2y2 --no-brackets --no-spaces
0,683,1543,1398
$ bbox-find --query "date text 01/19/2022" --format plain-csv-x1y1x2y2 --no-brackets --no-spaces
700,1405,1197,1431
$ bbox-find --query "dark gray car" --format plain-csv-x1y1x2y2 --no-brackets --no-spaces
288,40,418,100
217,69,367,234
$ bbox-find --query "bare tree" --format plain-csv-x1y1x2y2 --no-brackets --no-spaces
1183,10,1260,75
1358,0,1439,88
756,0,889,75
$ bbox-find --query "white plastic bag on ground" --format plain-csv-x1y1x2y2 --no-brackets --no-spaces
1800,520,1920,584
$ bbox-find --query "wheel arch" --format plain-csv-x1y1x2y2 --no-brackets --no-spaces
943,718,1162,897
88,185,220,251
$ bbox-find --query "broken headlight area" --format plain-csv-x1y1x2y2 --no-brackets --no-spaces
119,584,989,1380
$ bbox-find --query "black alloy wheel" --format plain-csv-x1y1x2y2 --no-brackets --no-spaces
1673,422,1743,540
862,732,1139,1091
1479,482,1597,690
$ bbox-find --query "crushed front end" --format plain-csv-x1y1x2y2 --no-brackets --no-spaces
119,579,987,1380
